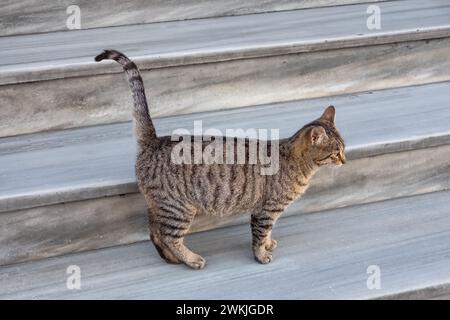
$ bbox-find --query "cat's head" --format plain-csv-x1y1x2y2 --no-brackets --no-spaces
291,106,346,167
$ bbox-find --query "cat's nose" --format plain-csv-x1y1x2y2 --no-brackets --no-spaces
339,153,346,164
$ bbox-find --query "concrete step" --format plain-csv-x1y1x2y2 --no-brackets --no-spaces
1,0,449,137
0,0,390,36
1,81,449,266
1,190,449,299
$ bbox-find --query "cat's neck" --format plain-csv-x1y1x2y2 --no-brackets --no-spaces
261,146,318,203
288,154,317,182
285,143,317,174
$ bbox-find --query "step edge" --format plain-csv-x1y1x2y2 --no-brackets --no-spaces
1,25,449,86
0,0,395,38
370,282,450,300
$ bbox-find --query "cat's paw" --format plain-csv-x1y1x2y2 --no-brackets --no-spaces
265,239,278,252
185,254,206,270
254,249,273,264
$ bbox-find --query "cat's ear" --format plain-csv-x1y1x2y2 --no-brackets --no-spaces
308,126,327,145
320,105,335,123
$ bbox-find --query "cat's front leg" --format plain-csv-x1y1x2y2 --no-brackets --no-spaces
251,209,283,264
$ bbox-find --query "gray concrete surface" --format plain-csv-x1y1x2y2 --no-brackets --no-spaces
1,190,449,299
377,283,450,300
0,0,390,36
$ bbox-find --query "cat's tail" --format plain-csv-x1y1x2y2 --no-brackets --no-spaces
95,49,157,147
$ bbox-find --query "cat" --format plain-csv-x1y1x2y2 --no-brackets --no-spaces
95,49,346,270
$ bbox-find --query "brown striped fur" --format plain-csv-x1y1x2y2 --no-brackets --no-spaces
95,50,346,269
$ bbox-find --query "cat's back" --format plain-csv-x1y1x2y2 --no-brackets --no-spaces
136,136,266,216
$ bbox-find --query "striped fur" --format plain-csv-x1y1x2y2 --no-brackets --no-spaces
96,50,346,269
95,49,156,147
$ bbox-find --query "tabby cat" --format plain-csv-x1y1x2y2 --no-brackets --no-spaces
95,49,346,270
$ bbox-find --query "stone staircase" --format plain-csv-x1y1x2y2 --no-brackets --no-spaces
0,0,449,299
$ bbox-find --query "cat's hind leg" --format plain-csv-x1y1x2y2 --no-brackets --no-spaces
148,209,181,264
156,207,206,270
150,231,181,264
